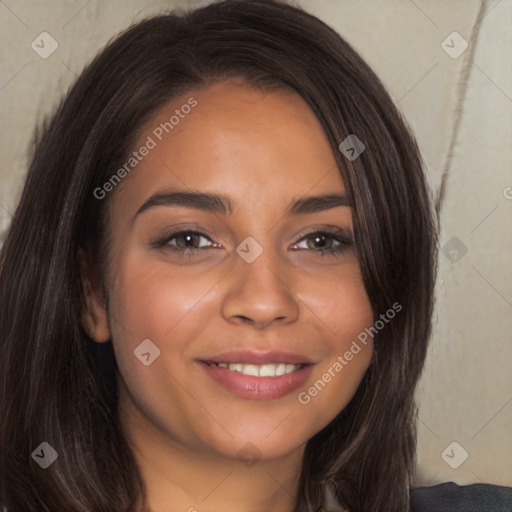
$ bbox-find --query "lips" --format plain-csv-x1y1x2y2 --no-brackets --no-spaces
197,350,315,400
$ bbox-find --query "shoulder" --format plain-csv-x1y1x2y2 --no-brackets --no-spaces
411,482,512,512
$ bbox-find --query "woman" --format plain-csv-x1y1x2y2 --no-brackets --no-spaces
1,1,508,511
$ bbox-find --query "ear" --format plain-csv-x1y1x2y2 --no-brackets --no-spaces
78,248,111,343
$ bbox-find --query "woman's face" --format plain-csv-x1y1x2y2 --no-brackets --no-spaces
91,78,374,462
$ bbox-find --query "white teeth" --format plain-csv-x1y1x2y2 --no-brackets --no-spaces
285,364,296,374
218,362,301,376
275,363,286,376
242,364,260,376
259,364,275,377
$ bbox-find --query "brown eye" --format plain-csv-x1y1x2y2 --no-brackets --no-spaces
151,230,217,253
172,232,207,249
293,230,352,256
305,233,334,250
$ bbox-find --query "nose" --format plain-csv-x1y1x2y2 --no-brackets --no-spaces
221,249,299,329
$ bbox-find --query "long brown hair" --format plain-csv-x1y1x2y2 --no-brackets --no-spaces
0,1,437,511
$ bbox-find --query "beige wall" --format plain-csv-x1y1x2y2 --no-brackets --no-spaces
1,0,510,487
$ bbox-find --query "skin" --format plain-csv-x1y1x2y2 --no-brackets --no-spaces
81,77,374,512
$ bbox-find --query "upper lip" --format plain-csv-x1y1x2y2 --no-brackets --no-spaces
199,350,314,365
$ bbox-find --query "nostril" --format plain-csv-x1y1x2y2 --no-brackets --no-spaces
234,314,287,326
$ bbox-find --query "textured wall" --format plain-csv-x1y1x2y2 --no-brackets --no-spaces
1,0,510,488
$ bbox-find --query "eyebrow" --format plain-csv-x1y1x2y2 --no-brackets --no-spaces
133,189,351,221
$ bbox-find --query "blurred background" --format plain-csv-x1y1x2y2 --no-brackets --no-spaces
0,0,510,487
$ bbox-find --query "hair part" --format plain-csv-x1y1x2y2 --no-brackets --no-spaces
0,1,437,511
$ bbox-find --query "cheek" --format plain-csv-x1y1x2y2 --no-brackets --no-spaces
110,255,219,336
106,251,225,377
294,263,374,424
299,261,373,336
106,253,227,439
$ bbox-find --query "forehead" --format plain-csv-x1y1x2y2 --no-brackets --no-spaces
113,78,345,213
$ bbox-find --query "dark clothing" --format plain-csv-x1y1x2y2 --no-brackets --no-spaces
411,482,512,512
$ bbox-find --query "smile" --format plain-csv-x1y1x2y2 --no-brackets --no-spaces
199,358,314,400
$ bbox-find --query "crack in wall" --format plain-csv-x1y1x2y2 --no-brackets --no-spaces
435,0,488,218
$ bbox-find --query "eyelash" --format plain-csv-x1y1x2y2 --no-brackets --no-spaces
151,228,353,258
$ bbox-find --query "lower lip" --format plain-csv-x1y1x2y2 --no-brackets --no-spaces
199,362,314,400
